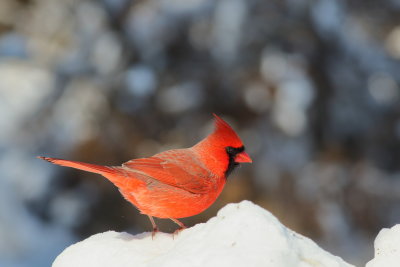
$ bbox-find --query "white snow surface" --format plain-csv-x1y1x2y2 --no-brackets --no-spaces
53,200,353,267
366,224,400,267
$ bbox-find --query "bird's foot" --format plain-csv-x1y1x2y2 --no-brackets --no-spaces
172,225,186,239
151,227,159,240
147,215,159,240
169,218,187,239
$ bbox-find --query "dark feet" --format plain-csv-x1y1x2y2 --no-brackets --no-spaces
173,226,185,236
151,227,159,239
170,218,187,238
147,216,187,239
147,215,159,240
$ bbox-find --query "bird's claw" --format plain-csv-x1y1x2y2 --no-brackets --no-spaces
172,226,186,239
151,227,159,239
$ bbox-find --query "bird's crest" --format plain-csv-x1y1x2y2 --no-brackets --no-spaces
212,114,244,147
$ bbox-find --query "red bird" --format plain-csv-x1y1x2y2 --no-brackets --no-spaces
38,114,252,235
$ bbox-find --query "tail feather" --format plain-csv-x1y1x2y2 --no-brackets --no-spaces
37,156,116,176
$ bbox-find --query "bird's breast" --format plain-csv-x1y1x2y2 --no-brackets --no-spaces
130,175,226,219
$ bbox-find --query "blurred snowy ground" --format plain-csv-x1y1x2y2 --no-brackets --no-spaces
1,0,400,266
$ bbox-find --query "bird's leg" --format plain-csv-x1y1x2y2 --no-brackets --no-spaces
170,218,186,236
147,215,159,239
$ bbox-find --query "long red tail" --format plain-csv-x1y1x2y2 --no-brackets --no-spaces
37,156,116,176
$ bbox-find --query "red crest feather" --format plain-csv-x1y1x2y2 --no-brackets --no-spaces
212,114,244,148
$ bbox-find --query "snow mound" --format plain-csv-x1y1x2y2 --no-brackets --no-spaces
366,224,400,267
53,200,353,267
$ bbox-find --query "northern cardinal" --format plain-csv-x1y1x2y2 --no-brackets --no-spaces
38,114,252,235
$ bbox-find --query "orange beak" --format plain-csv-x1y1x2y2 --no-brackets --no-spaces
235,151,252,163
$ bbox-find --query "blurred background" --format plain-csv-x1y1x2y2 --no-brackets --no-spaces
1,0,400,265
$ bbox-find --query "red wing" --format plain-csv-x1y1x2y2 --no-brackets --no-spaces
122,150,216,194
